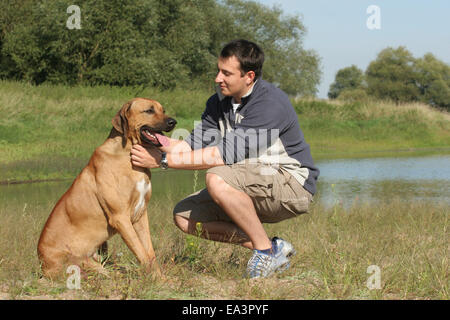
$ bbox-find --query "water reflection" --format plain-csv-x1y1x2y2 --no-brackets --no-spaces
315,154,450,208
316,154,450,181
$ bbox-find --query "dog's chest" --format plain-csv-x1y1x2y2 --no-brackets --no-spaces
132,178,151,221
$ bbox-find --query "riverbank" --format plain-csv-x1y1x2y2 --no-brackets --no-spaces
1,80,449,181
1,80,448,300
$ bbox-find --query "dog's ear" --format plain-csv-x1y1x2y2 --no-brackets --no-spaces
112,101,132,136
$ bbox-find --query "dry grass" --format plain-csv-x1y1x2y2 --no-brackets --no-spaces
297,96,450,122
361,100,450,122
0,194,447,300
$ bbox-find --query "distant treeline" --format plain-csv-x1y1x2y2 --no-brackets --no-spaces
0,0,321,96
328,47,450,111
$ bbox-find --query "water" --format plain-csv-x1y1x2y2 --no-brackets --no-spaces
315,154,450,208
1,154,449,209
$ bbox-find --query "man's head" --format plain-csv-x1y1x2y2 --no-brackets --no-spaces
215,39,264,102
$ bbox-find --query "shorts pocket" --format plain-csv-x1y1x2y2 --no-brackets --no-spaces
243,172,279,198
280,195,311,215
279,176,312,215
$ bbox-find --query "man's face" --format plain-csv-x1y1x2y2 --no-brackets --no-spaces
215,56,254,102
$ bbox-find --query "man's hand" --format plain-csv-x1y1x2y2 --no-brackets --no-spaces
131,145,162,168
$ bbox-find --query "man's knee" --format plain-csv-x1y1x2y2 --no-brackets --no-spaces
206,172,228,200
206,172,222,190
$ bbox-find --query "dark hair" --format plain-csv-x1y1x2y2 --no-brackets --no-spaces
220,39,264,79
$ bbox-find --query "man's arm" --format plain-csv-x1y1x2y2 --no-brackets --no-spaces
157,136,225,169
130,144,224,170
167,146,224,170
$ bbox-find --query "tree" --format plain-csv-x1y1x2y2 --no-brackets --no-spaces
0,0,35,80
2,0,180,87
365,46,450,110
328,65,364,99
414,53,450,110
365,46,420,103
0,0,322,95
220,0,321,96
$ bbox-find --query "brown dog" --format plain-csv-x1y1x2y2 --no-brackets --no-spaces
37,98,176,278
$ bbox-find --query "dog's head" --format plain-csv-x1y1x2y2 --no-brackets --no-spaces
112,98,176,147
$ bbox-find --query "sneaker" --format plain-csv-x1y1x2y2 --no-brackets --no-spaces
272,237,296,258
246,249,290,279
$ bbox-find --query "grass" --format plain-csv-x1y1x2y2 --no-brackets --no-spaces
1,80,450,181
0,80,448,300
0,80,210,181
293,99,450,159
0,193,447,300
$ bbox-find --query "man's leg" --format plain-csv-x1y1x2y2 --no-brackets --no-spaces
204,172,272,251
173,215,253,249
172,187,255,249
204,171,292,278
172,171,273,251
172,165,309,278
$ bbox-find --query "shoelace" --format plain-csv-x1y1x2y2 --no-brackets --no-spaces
247,252,273,277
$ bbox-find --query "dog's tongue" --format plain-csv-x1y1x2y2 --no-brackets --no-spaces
155,133,169,147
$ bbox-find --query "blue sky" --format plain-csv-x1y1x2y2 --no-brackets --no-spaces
256,0,450,98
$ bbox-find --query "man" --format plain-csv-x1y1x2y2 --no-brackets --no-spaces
131,39,319,278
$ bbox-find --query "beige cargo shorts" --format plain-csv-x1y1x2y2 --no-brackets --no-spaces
173,163,313,224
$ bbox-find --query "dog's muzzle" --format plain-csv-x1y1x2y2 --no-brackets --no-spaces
140,118,176,147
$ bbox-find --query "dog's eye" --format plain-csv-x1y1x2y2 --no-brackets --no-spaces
144,108,155,114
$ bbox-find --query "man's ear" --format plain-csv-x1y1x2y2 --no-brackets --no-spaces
112,101,132,141
246,70,256,85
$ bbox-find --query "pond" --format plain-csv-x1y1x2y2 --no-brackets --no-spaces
316,154,450,208
1,154,449,210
